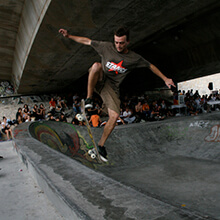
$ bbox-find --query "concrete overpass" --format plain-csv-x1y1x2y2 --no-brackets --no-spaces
1,0,220,94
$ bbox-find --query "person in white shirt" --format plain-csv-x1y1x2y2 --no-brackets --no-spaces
123,107,136,124
1,117,12,140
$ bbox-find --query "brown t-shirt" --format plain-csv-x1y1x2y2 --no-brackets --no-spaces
91,40,151,95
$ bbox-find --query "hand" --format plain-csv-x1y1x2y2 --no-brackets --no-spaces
165,78,176,89
59,29,69,38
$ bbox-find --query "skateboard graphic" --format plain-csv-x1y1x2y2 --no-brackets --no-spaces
77,99,102,162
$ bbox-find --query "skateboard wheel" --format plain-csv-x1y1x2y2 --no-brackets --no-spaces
88,149,93,155
91,154,96,159
76,114,83,121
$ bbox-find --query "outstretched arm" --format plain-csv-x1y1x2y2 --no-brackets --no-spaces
149,64,175,89
59,28,91,45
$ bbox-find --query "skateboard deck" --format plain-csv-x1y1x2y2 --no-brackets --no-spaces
80,99,102,162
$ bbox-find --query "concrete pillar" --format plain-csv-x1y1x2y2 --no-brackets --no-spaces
11,0,52,93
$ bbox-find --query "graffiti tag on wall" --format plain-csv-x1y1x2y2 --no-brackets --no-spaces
205,125,220,142
189,121,209,128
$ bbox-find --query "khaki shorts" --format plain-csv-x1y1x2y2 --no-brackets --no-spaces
95,77,120,115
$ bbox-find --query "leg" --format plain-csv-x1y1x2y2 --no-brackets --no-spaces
5,130,9,140
9,129,12,139
87,62,103,98
98,108,119,146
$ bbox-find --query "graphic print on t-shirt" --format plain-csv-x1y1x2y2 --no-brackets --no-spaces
106,60,127,74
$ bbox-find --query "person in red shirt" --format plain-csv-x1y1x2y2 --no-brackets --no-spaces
49,97,56,115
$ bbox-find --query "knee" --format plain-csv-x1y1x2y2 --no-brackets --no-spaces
110,112,119,122
90,62,102,72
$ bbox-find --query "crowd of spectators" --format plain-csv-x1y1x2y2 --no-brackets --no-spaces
173,89,220,116
1,89,220,140
0,96,68,140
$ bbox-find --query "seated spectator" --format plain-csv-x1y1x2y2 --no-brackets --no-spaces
160,100,172,117
186,100,198,116
134,100,144,122
71,116,80,125
48,115,56,121
1,117,12,140
56,96,63,112
116,117,125,125
62,96,68,109
142,100,150,119
59,113,67,123
149,101,160,120
22,104,30,114
22,108,29,122
94,103,102,115
16,108,23,123
25,115,31,122
55,117,60,122
49,97,56,115
89,114,101,127
31,104,40,120
38,103,46,120
87,105,101,118
17,115,23,124
71,115,84,126
123,107,136,124
73,99,81,114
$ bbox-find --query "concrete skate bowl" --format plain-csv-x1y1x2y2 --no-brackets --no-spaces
29,121,108,169
28,117,220,219
100,117,220,219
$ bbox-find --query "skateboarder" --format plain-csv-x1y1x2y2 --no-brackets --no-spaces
59,26,175,161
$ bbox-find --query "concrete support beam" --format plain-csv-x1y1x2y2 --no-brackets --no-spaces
11,0,52,93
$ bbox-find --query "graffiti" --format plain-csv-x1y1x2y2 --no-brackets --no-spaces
205,125,220,142
189,121,209,128
29,122,104,168
13,128,27,138
0,81,14,96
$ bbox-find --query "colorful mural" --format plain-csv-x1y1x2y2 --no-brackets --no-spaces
29,121,105,168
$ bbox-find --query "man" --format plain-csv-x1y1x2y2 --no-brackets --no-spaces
59,27,175,161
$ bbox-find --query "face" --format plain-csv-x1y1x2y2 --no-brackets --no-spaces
114,35,129,53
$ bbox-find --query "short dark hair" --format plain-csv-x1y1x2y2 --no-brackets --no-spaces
114,26,129,41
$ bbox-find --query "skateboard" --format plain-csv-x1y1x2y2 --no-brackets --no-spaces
78,99,102,162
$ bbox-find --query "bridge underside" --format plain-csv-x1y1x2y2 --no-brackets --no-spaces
1,0,220,94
